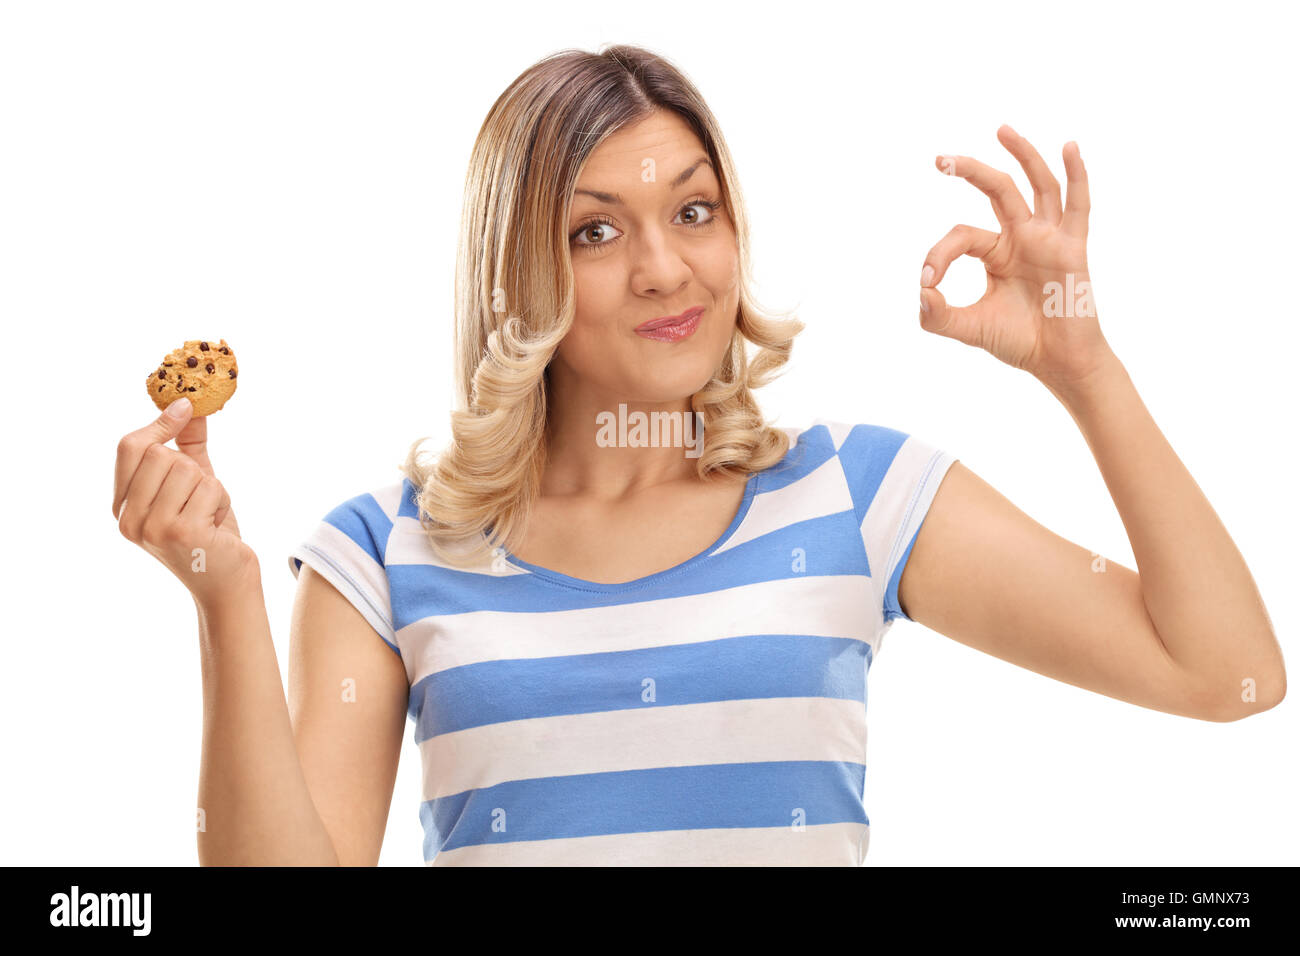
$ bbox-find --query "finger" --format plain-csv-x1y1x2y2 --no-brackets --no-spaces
1062,141,1090,238
918,283,985,347
118,445,179,540
180,474,226,529
997,124,1062,225
212,499,234,531
920,223,1000,289
213,494,233,531
113,397,193,520
148,456,205,533
174,413,215,476
934,151,1031,231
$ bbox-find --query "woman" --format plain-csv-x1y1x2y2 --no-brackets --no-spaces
112,44,1285,866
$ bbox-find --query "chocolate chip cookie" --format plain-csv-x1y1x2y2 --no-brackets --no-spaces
146,339,238,417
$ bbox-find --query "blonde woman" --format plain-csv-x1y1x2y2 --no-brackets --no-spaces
112,44,1285,866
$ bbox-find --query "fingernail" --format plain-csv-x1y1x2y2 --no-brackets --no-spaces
920,264,934,287
166,397,191,418
920,292,929,314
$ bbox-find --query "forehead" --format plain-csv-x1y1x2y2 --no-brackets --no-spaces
577,110,709,181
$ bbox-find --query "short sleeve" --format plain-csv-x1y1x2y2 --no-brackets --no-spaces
832,422,958,626
288,490,402,659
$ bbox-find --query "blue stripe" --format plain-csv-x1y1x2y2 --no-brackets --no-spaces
388,506,871,625
411,632,868,738
322,492,393,568
762,423,835,491
837,424,908,526
420,760,869,857
397,477,421,519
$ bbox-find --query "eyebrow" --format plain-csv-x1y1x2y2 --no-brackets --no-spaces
573,156,713,207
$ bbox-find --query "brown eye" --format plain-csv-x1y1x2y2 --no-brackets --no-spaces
676,199,721,228
572,218,622,249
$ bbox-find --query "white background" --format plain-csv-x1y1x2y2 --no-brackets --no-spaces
1,0,1295,866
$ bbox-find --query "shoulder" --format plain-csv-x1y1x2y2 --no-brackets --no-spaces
779,418,954,514
775,418,912,452
313,477,410,566
804,417,942,473
775,418,918,477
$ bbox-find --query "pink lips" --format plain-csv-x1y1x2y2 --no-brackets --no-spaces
635,306,704,342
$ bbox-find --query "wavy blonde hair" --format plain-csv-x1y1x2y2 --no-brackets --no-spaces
401,43,805,569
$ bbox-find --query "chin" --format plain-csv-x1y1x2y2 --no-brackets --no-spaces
624,365,715,404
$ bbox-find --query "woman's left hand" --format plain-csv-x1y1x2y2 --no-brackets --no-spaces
919,125,1113,393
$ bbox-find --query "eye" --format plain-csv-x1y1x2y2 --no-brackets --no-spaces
675,198,721,227
571,216,622,249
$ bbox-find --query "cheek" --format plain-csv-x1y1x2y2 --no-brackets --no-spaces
557,292,621,373
571,257,622,318
701,239,740,295
705,254,741,324
564,268,609,346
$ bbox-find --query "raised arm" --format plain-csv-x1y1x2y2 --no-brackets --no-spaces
901,126,1284,722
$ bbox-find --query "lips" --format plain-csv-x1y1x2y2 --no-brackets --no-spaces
635,306,705,332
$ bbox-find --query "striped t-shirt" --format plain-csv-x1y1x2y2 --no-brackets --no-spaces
288,418,957,865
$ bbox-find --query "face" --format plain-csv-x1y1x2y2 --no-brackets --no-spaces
550,110,739,407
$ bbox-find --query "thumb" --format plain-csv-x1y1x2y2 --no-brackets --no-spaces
919,286,978,344
154,395,193,435
159,397,216,476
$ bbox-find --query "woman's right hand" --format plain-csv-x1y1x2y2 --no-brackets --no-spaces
114,396,258,605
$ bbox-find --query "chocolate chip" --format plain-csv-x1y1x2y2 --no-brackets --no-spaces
205,363,214,373
164,362,173,367
187,386,196,392
157,385,164,392
187,356,198,368
219,347,229,354
199,342,209,351
157,369,166,379
228,369,237,379
177,374,183,383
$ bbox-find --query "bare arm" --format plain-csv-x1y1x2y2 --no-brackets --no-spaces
286,565,409,866
194,561,407,865
195,560,339,865
909,129,1284,722
899,353,1285,722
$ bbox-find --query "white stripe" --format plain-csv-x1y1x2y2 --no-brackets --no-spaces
397,573,875,684
812,417,854,452
861,438,947,621
716,454,852,554
370,481,405,524
886,450,957,588
418,696,867,800
386,515,530,576
427,821,871,866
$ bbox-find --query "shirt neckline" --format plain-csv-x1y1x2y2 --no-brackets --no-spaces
484,469,762,593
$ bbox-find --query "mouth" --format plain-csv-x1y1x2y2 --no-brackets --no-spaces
635,306,705,342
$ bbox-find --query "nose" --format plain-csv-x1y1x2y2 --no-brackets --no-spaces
628,226,692,296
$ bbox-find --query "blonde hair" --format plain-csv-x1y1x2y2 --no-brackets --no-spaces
401,43,804,568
